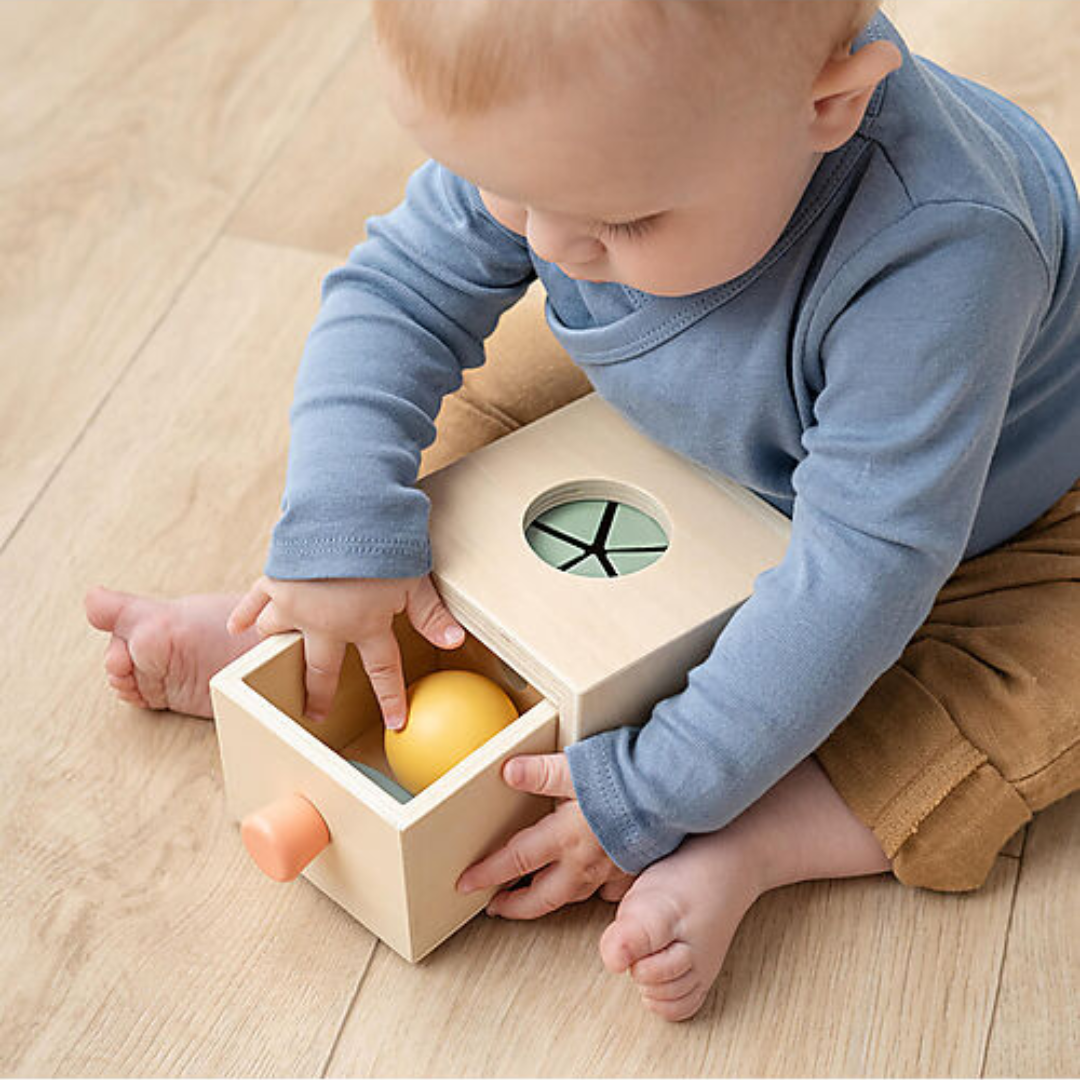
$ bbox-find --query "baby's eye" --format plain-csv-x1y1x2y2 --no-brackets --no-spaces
598,214,661,242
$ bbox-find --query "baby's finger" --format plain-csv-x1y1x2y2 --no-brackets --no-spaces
303,632,346,722
227,580,271,634
255,600,294,637
503,752,575,799
355,627,408,730
485,863,586,920
456,814,559,894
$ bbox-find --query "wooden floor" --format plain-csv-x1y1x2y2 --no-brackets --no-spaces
2,2,1077,1075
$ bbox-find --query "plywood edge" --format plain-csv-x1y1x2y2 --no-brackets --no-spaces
405,899,473,965
209,630,302,690
427,576,576,704
401,701,561,962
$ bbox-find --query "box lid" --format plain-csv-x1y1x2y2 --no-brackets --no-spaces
419,392,791,743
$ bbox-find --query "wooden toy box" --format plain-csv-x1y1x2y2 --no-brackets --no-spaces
210,392,791,962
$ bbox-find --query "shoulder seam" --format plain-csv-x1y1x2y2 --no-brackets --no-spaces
797,199,1054,371
928,199,1051,294
861,141,1053,295
831,197,1052,299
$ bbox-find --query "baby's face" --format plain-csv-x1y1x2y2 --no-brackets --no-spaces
386,44,822,297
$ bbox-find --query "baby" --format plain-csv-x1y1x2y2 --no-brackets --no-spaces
86,0,1080,1022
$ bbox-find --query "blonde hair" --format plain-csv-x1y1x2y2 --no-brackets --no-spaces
372,0,880,117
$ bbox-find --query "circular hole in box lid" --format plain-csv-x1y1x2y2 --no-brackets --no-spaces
523,482,669,578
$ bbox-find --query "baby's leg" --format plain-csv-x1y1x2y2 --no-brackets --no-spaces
84,587,261,718
598,756,890,1023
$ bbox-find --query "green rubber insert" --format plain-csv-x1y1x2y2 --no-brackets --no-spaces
567,553,607,578
525,498,668,578
608,550,665,575
611,502,668,547
538,500,608,544
523,529,584,568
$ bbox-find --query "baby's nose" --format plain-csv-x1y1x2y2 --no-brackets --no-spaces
525,212,603,265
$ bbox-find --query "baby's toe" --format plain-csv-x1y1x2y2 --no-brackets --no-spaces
630,940,694,986
641,983,709,1023
637,968,700,1002
599,890,681,974
108,671,136,692
104,635,134,679
126,619,175,709
85,585,133,633
107,669,148,705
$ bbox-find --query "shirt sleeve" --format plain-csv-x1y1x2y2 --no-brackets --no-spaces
265,160,536,580
565,202,1052,873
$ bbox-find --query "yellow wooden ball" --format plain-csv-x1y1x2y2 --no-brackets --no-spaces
384,670,519,795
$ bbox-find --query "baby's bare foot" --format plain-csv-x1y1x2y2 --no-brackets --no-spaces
599,757,892,1022
84,587,261,718
599,830,757,1022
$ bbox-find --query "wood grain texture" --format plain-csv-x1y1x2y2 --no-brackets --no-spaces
0,0,367,548
0,238,379,1076
982,795,1080,1078
327,860,1019,1077
227,8,425,259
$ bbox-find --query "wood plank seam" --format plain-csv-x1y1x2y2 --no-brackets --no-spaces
216,19,371,247
0,235,218,562
0,15,371,564
318,945,379,1078
979,853,1025,1076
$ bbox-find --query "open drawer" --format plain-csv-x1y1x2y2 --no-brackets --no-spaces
209,613,559,963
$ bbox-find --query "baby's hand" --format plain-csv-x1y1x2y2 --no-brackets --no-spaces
456,753,634,918
226,574,466,727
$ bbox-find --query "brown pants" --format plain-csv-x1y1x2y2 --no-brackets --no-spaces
424,285,1080,893
814,477,1080,891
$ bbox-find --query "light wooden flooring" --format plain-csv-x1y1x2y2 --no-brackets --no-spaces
1,2,1077,1075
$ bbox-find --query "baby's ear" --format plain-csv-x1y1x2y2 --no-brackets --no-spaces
807,40,902,153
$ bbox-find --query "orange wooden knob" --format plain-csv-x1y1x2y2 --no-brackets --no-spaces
241,793,330,882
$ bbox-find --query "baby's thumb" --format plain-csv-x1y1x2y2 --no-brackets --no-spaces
408,574,466,649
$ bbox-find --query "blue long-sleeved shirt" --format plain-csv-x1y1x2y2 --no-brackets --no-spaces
265,13,1080,872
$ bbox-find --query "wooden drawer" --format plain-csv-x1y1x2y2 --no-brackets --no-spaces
210,620,558,963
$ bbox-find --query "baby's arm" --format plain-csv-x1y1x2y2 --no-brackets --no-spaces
565,203,1053,873
268,160,536,583
255,161,536,721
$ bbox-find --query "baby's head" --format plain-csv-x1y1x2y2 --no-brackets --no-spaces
372,0,901,296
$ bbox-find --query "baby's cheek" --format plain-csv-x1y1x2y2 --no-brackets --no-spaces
620,244,680,292
617,242,717,297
